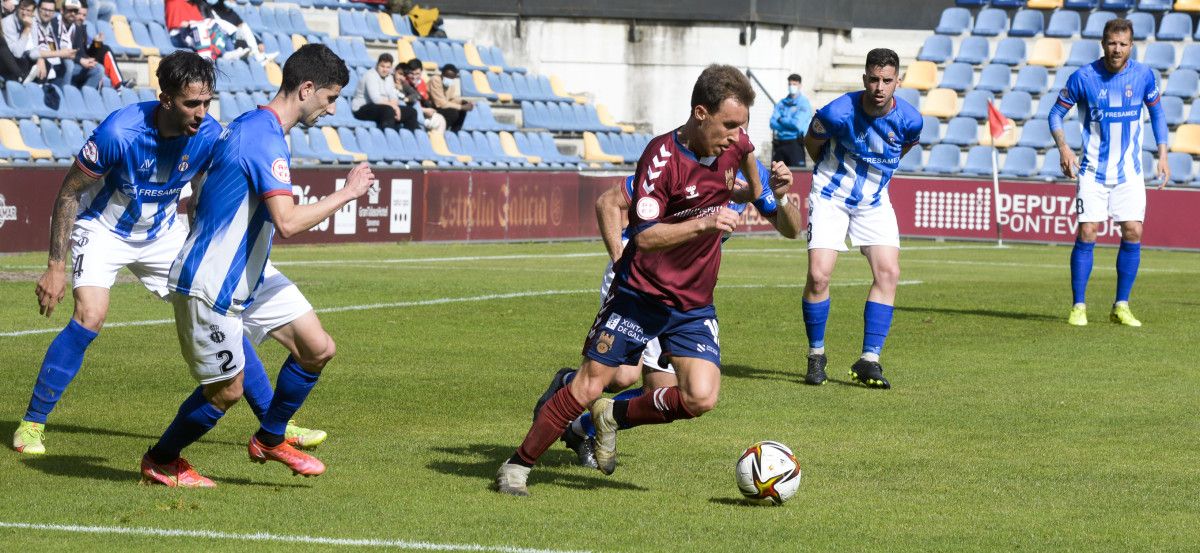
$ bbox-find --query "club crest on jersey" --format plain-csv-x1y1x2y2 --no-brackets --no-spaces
74,230,89,247
595,332,615,354
82,140,98,163
271,158,291,184
685,185,699,199
810,118,825,135
725,168,735,190
1124,85,1132,98
177,154,189,173
208,325,225,344
636,197,660,220
887,131,897,144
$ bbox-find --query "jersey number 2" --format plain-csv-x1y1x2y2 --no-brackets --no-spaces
215,350,237,372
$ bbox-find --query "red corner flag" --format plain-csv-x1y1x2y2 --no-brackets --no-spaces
987,100,1014,141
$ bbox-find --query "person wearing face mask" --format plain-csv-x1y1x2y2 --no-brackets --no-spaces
769,73,812,168
428,63,473,132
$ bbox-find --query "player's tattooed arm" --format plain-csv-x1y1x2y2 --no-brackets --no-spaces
595,184,629,261
37,165,99,317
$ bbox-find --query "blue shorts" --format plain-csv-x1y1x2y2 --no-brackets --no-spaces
582,285,721,368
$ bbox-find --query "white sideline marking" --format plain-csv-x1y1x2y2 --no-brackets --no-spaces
0,522,590,553
0,281,922,339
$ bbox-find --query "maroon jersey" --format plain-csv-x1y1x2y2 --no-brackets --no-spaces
616,127,754,311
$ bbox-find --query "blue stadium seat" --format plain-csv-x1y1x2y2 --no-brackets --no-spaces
898,147,923,173
992,38,1027,66
936,7,972,36
59,119,86,153
972,9,1009,37
999,146,1038,177
485,46,525,73
23,83,60,118
379,128,419,163
390,13,415,37
895,88,921,109
1017,119,1055,149
1013,65,1048,94
1142,43,1177,72
956,0,987,6
920,115,942,145
960,90,995,119
962,145,995,176
337,10,366,38
307,127,354,163
1126,11,1155,41
349,127,393,163
1066,41,1100,66
1160,96,1185,127
1157,13,1192,42
1081,11,1116,39
1163,69,1198,98
991,0,1026,7
1063,120,1083,149
1000,90,1033,121
943,116,980,146
39,120,76,160
926,144,963,174
918,35,953,64
1009,9,1044,37
118,88,139,106
287,128,324,164
1187,102,1200,124
1168,152,1195,184
1137,0,1171,10
247,61,273,93
19,120,56,158
147,22,180,55
115,0,137,21
1045,10,1081,38
976,64,1013,93
96,20,140,58
955,37,990,66
1063,0,1097,8
58,86,88,121
1040,147,1065,179
1048,65,1075,93
341,70,359,100
79,87,107,120
1178,44,1200,72
939,62,976,92
1098,0,1135,8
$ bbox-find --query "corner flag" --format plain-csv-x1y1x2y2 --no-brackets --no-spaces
986,100,1012,247
987,100,1014,140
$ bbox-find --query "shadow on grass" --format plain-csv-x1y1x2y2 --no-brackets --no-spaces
707,497,777,508
896,305,1059,322
0,420,242,447
721,364,806,385
428,443,649,492
18,454,313,489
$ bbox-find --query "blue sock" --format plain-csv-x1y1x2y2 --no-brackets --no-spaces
1070,239,1095,305
258,356,319,439
239,337,274,422
148,387,224,463
562,370,576,386
862,301,894,356
802,299,831,349
577,387,644,437
24,319,99,424
1115,241,1141,303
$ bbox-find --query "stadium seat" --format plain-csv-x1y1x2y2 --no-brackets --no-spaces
936,7,972,36
1048,65,1075,93
939,63,976,92
21,83,60,119
999,146,1038,177
1044,10,1080,38
111,15,157,56
596,104,634,133
943,116,981,146
895,88,922,109
1081,11,1116,39
498,131,541,165
1063,0,1098,7
898,147,923,172
1027,0,1064,8
0,119,52,159
921,88,960,118
961,145,995,176
992,38,1027,66
1187,101,1200,124
956,0,987,5
1157,13,1192,41
1013,65,1049,93
1066,41,1100,67
322,127,367,162
1178,0,1200,11
1167,151,1195,183
1126,11,1155,40
1018,119,1056,148
98,87,123,114
918,35,953,64
1142,43,1177,72
991,0,1027,7
39,120,76,160
1000,90,1034,121
972,9,1009,37
956,37,990,66
1039,147,1065,179
976,64,1013,93
1009,9,1044,37
1138,0,1173,9
920,115,942,145
1028,38,1066,67
1163,69,1199,98
902,61,938,91
1063,120,1083,149
1177,44,1200,72
1098,0,1135,8
1160,95,1185,126
925,143,963,174
1171,124,1200,154
960,90,995,120
59,119,86,152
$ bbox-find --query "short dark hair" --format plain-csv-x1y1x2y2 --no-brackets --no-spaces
17,0,35,9
406,59,423,72
37,0,54,8
281,43,350,94
156,50,216,97
376,53,394,66
690,64,755,113
441,63,459,75
1103,18,1133,40
865,48,900,72
787,73,802,84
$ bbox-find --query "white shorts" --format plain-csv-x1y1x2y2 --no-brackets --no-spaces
601,241,670,374
1076,172,1145,223
172,265,313,384
806,194,900,251
70,218,185,297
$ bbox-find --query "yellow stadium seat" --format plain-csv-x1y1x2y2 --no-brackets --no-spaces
1176,0,1200,11
921,88,959,119
582,132,623,164
0,119,52,159
549,75,587,103
1028,38,1065,68
471,70,512,103
980,124,1018,148
265,61,282,87
395,39,417,63
291,34,308,52
111,15,158,56
320,128,367,162
1026,0,1062,9
147,55,161,93
499,131,541,164
429,130,472,162
596,104,635,133
902,61,938,91
1171,124,1200,154
463,43,503,73
377,12,403,38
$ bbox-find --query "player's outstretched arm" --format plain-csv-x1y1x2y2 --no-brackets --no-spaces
267,162,376,238
733,152,765,205
637,207,739,251
595,184,629,261
764,161,802,239
37,165,100,317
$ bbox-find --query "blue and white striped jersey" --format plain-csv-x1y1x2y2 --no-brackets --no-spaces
168,107,293,315
1049,59,1167,186
808,91,922,209
74,101,221,241
618,160,778,240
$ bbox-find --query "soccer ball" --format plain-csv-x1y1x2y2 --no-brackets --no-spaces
735,441,802,505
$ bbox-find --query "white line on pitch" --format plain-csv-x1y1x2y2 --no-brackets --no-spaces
0,522,590,553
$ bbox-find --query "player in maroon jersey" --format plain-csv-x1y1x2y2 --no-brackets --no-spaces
494,65,792,496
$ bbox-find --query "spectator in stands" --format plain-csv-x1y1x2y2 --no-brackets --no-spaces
33,0,74,85
3,0,72,83
769,73,813,168
194,0,275,65
397,58,444,132
429,63,472,132
0,4,31,81
1,0,15,18
352,53,417,131
58,0,97,88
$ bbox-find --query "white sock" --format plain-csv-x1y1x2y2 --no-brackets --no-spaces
809,347,824,355
569,418,586,438
860,352,880,363
1074,302,1086,309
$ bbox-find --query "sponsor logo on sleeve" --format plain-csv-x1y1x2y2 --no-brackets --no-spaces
271,158,291,184
636,197,661,220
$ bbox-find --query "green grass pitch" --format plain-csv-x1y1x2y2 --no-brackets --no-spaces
0,237,1197,552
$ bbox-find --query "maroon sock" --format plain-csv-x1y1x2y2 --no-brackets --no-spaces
614,386,696,428
514,387,585,465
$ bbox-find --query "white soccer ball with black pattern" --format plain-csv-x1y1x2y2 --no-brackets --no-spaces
735,440,802,505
